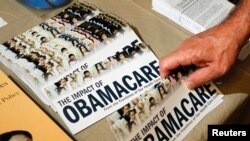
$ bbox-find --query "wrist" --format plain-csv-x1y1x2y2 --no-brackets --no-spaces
222,0,250,49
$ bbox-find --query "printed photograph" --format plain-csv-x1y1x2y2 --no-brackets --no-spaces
106,66,195,141
44,42,150,99
0,3,131,87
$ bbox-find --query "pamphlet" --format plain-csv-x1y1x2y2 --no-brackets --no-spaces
106,67,223,141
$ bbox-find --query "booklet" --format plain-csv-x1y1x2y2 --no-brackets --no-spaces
105,67,223,141
0,70,73,141
0,0,224,137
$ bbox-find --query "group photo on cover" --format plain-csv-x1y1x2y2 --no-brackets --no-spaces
106,66,195,141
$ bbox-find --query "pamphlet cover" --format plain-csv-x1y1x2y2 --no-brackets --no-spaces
105,67,223,141
0,70,73,141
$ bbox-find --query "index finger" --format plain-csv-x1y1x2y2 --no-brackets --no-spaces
159,51,192,78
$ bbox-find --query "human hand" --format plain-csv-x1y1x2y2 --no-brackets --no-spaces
160,24,241,89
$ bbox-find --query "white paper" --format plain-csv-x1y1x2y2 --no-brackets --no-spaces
0,17,7,28
153,0,235,34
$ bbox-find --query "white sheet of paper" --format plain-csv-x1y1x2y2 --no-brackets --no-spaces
0,17,7,28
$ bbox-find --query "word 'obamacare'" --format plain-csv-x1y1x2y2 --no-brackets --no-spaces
63,60,159,123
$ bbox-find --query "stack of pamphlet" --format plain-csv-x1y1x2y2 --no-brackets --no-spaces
0,1,224,140
152,0,235,34
152,0,250,60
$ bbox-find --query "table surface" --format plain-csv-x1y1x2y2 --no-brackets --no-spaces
0,0,249,140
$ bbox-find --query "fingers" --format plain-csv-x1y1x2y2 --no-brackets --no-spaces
160,50,192,78
186,66,217,89
160,52,181,78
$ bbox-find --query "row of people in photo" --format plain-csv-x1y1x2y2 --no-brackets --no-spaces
1,37,81,83
51,2,97,30
0,38,61,83
16,29,49,49
72,12,129,44
45,42,150,97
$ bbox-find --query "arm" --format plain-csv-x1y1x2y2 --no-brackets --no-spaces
160,0,250,89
